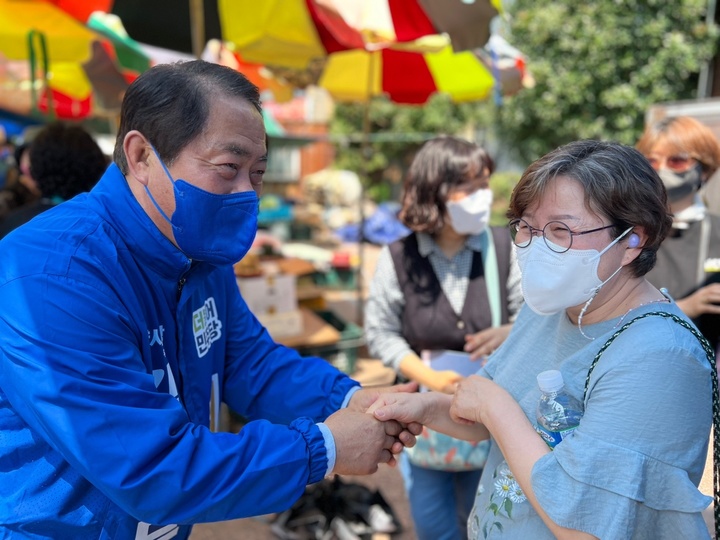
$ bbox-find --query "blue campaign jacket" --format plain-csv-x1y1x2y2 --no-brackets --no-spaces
0,164,359,539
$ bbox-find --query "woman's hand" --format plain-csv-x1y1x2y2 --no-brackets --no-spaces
366,391,433,427
347,381,419,413
450,374,509,425
370,388,491,442
677,283,720,318
429,370,464,394
464,324,513,360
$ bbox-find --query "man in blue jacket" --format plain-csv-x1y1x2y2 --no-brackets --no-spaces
0,61,418,539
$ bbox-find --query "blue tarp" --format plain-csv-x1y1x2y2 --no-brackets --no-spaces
335,202,410,245
0,109,42,141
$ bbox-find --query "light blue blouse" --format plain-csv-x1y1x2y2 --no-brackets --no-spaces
470,301,713,539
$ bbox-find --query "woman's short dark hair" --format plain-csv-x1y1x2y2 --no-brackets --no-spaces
399,136,494,234
29,122,107,200
508,140,672,277
113,60,262,174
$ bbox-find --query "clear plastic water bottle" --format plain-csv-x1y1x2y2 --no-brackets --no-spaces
535,370,584,449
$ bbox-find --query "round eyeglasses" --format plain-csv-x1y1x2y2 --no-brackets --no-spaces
508,218,616,253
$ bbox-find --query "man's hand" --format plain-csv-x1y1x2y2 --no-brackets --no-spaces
345,381,421,459
323,409,412,474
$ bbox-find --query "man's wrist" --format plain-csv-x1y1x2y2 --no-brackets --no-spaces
289,417,329,483
341,385,361,409
317,422,336,477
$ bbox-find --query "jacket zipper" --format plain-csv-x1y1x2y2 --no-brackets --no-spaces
177,277,186,301
175,264,190,407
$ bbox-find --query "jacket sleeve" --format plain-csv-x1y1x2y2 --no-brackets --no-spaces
221,269,360,424
0,272,334,525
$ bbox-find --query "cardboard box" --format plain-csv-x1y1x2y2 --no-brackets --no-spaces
236,274,297,316
257,309,304,338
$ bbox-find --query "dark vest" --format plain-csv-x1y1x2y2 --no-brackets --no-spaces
645,215,720,350
388,228,512,355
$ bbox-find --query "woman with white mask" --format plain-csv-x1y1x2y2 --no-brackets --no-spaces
366,140,720,540
365,136,523,540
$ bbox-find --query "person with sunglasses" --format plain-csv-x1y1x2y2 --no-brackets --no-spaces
365,140,716,539
637,116,720,354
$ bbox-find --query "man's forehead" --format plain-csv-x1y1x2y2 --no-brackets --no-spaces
201,101,267,157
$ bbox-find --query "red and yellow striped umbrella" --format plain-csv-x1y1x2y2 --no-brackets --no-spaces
319,40,494,105
221,0,498,105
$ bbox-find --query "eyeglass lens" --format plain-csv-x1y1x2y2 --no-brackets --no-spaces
509,219,574,253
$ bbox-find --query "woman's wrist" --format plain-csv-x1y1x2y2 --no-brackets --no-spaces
425,392,453,426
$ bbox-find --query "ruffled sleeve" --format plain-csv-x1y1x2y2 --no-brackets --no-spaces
532,431,712,539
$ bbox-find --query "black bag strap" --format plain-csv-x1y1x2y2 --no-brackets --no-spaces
582,311,719,537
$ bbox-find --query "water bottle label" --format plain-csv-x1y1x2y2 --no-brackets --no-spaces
535,425,577,449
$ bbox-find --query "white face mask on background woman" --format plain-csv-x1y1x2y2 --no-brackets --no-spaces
446,188,493,236
516,227,631,315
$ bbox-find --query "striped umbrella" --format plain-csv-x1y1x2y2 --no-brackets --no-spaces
220,0,499,105
317,38,494,105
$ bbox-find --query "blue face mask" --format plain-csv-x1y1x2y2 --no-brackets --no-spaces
146,147,259,266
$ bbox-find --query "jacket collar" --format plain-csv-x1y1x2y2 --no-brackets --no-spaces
87,163,192,280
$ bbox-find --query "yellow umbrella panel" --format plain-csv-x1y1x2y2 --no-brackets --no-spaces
0,0,96,63
319,45,495,105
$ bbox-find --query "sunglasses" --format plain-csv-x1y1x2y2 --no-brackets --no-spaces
646,154,697,173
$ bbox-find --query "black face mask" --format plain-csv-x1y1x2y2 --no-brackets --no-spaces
658,163,703,202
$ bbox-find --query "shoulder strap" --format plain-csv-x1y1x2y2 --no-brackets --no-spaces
479,229,501,328
582,311,720,537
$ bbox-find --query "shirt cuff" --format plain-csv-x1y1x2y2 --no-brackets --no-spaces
341,385,361,409
317,422,336,477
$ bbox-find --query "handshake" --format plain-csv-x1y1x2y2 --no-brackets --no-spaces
322,381,424,476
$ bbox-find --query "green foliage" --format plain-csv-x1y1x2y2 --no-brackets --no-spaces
490,170,522,226
497,0,719,161
330,95,495,200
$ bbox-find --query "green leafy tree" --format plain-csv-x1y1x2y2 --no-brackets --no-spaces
498,0,719,161
330,95,494,201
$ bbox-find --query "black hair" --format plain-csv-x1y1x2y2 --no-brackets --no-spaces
29,122,107,200
113,60,262,174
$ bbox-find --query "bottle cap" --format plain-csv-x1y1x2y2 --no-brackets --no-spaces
537,370,564,393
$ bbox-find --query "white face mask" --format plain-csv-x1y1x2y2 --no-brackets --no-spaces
446,188,493,235
516,227,631,315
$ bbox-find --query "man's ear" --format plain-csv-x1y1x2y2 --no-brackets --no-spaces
123,130,152,186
